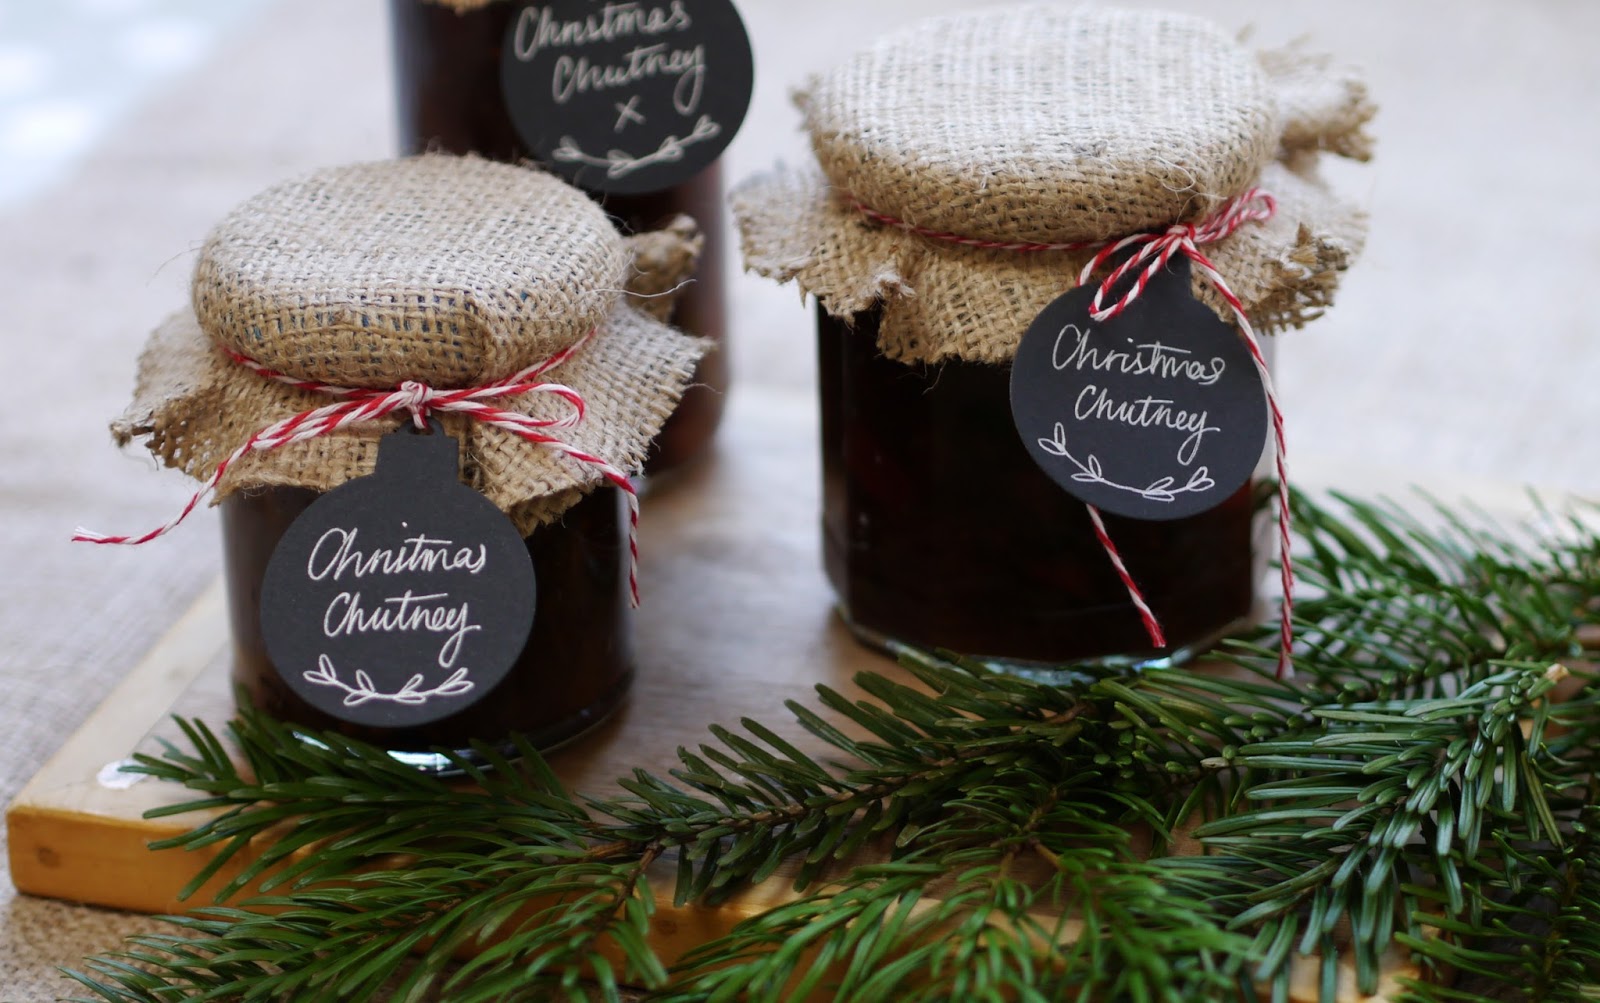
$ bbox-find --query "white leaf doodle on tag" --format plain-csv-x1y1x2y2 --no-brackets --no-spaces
304,655,477,709
552,114,722,179
1037,422,1218,503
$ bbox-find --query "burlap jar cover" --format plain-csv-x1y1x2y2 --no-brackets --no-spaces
732,5,1374,366
110,155,709,533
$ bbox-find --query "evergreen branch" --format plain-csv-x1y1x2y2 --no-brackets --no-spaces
65,487,1600,1002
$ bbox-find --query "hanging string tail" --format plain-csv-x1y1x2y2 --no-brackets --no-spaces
73,328,645,607
851,189,1294,678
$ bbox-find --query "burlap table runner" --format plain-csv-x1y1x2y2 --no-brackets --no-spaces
733,5,1376,365
113,155,710,531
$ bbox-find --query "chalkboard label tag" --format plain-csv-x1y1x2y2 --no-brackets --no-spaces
501,0,755,196
259,421,537,729
1009,257,1269,521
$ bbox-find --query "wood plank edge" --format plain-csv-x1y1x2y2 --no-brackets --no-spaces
8,804,240,914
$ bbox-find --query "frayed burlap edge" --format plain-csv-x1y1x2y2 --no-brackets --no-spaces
733,158,1364,366
1259,42,1376,162
623,215,705,323
113,302,709,534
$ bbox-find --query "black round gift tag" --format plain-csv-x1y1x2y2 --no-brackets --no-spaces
1009,257,1269,522
500,0,754,196
259,422,537,730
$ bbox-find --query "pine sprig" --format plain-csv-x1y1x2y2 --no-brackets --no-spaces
64,488,1600,1002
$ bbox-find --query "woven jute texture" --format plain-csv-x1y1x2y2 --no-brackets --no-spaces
116,155,709,531
802,6,1278,244
733,5,1374,366
193,155,629,388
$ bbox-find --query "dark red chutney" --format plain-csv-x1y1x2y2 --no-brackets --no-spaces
388,0,728,473
818,306,1261,666
222,485,635,765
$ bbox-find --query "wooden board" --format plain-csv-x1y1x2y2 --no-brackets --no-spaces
7,387,1485,1000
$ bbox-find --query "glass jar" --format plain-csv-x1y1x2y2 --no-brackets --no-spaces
222,484,635,769
730,7,1370,669
388,0,728,473
818,306,1262,668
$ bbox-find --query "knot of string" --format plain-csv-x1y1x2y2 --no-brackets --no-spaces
74,328,645,606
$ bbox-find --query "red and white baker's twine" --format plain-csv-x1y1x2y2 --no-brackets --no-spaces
854,189,1294,677
73,329,646,606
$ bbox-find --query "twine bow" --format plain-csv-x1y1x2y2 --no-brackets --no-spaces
74,329,645,606
853,189,1294,677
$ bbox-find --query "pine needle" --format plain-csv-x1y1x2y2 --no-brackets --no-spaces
64,488,1600,1002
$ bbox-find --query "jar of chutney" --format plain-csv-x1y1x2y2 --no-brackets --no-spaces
733,6,1375,668
101,156,709,769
